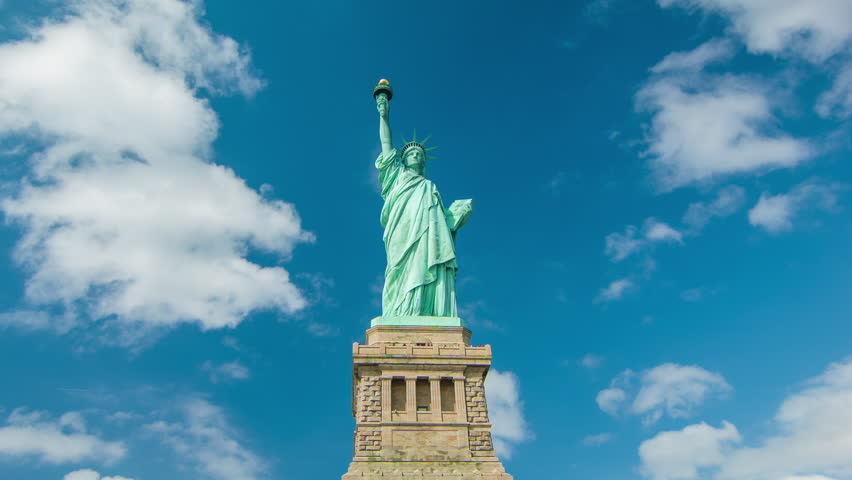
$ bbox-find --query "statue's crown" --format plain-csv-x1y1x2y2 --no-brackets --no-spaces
400,130,437,160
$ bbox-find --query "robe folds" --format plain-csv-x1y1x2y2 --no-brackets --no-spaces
376,149,462,317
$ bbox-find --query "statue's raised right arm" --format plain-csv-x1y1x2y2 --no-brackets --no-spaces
376,93,393,158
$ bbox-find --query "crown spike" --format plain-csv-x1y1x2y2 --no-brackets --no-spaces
400,129,439,160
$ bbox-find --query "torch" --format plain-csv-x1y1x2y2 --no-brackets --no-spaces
373,78,393,101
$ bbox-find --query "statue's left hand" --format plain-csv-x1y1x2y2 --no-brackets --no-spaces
447,199,473,232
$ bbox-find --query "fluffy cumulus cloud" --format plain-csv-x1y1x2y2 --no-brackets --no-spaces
595,369,633,415
484,369,531,459
748,180,841,234
605,218,683,262
639,358,852,480
596,387,627,416
65,469,134,480
145,397,265,480
632,363,731,425
597,363,730,424
0,408,125,464
638,40,813,191
0,0,312,344
640,421,741,480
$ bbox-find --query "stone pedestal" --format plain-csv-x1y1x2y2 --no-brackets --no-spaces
341,324,514,479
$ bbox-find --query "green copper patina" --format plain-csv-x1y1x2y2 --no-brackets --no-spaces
373,80,472,326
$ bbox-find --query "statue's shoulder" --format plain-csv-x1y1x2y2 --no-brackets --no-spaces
376,148,399,170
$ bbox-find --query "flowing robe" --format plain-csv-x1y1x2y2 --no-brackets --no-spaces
376,149,461,317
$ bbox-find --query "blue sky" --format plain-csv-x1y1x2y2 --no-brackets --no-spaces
0,0,851,479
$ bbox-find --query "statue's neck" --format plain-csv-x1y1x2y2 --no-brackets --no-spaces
405,165,426,177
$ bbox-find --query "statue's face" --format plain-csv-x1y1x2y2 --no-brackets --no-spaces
404,148,425,170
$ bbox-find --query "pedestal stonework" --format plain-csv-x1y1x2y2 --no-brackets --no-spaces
342,324,514,479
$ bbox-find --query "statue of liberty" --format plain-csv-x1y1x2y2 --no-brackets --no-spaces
373,80,472,319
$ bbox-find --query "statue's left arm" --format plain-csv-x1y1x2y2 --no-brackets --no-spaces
446,199,473,233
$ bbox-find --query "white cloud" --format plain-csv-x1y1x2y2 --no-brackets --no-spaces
65,469,134,480
749,193,795,232
59,412,87,433
639,40,812,191
0,309,74,333
817,65,852,118
639,358,852,480
718,359,852,480
595,278,634,303
105,411,140,424
597,364,730,424
652,38,735,73
203,360,250,383
657,0,852,61
0,408,125,464
485,369,531,459
599,218,681,300
596,388,627,416
658,1,852,122
632,363,731,425
748,180,841,234
682,185,746,232
583,432,614,446
785,477,839,480
605,226,644,262
605,218,683,262
639,421,741,480
65,470,102,480
580,353,605,369
645,219,684,243
596,369,634,415
0,0,312,344
145,397,265,480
